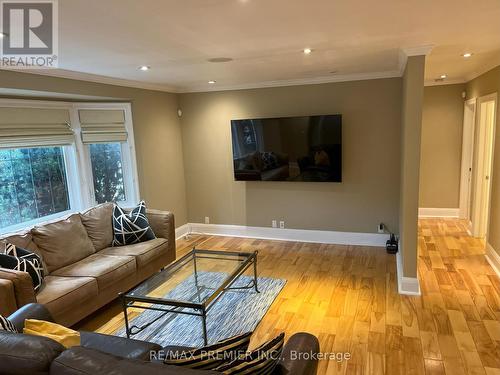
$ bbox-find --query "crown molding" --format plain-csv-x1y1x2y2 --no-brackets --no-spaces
424,78,467,87
398,45,435,76
464,62,500,83
1,68,180,93
177,70,402,93
402,45,434,57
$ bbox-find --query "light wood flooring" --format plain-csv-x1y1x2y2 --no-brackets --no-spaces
77,218,500,375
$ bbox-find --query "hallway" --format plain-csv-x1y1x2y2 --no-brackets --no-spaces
417,218,500,374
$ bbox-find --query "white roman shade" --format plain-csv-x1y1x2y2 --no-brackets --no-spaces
0,107,74,148
79,109,128,144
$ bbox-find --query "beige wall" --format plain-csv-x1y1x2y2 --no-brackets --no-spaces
466,65,500,254
0,70,188,226
399,55,426,278
179,78,402,234
420,84,465,208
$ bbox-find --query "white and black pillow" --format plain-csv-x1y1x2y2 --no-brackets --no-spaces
0,243,45,292
164,332,252,370
0,314,18,333
214,333,285,375
112,201,156,246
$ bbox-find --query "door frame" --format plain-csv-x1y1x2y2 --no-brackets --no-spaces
459,98,477,221
471,93,497,238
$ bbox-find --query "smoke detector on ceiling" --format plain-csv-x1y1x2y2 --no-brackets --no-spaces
207,57,233,63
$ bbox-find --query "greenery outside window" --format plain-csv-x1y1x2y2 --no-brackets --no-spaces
0,146,71,229
89,143,126,204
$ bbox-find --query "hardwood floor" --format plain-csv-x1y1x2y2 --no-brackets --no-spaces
77,218,500,375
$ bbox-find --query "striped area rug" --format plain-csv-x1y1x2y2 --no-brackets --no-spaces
114,272,286,347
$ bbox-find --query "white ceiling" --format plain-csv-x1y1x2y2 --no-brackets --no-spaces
17,0,500,92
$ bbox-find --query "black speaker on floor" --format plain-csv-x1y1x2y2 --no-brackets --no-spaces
386,234,398,254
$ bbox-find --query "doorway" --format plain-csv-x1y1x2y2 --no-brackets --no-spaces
471,93,497,238
459,98,476,222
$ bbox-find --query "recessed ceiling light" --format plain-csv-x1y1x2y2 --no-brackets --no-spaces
440,74,447,79
462,53,473,58
303,48,312,55
138,65,150,71
208,80,216,84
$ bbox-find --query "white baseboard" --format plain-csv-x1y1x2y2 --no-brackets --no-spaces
486,243,500,278
396,249,421,295
418,207,460,218
175,223,191,240
182,222,390,247
178,222,418,295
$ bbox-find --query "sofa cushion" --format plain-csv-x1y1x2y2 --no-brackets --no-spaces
31,214,96,273
80,331,162,361
50,346,215,375
36,276,98,316
0,330,65,375
51,254,136,290
80,203,114,252
98,238,168,268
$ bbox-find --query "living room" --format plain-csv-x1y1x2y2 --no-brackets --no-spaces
0,1,499,375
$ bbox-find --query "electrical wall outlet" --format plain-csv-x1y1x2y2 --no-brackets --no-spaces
279,221,285,229
272,220,277,228
378,223,385,233
204,216,210,224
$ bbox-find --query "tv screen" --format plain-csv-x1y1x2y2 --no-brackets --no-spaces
231,114,342,182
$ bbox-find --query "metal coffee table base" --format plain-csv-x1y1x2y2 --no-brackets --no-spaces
121,249,259,346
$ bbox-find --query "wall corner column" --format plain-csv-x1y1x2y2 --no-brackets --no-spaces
398,47,430,294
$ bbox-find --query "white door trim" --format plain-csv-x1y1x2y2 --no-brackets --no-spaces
459,98,477,219
471,93,497,238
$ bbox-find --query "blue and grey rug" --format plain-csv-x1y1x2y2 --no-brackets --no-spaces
115,272,286,347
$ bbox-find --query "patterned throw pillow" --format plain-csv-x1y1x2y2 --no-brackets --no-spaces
214,333,285,375
0,314,18,333
0,243,45,292
164,332,252,370
112,201,156,246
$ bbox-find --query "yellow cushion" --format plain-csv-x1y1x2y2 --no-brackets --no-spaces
23,319,81,348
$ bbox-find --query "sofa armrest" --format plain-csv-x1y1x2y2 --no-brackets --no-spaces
275,333,319,375
146,209,176,254
0,267,36,310
8,303,54,332
0,278,16,316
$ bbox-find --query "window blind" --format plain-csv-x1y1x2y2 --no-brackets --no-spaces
79,109,128,144
0,107,73,148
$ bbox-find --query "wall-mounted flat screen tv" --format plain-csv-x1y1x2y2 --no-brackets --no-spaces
231,114,342,182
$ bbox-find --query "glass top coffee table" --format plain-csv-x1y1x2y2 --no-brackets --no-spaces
121,248,259,345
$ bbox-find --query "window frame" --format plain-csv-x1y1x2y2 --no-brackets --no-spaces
71,102,140,209
0,99,140,235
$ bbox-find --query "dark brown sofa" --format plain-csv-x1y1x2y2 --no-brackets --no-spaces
0,303,320,375
0,203,176,326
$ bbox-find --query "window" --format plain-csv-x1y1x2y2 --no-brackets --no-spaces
89,143,126,204
0,100,139,234
0,146,71,229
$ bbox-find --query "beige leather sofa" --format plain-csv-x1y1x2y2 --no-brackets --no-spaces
0,203,176,326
